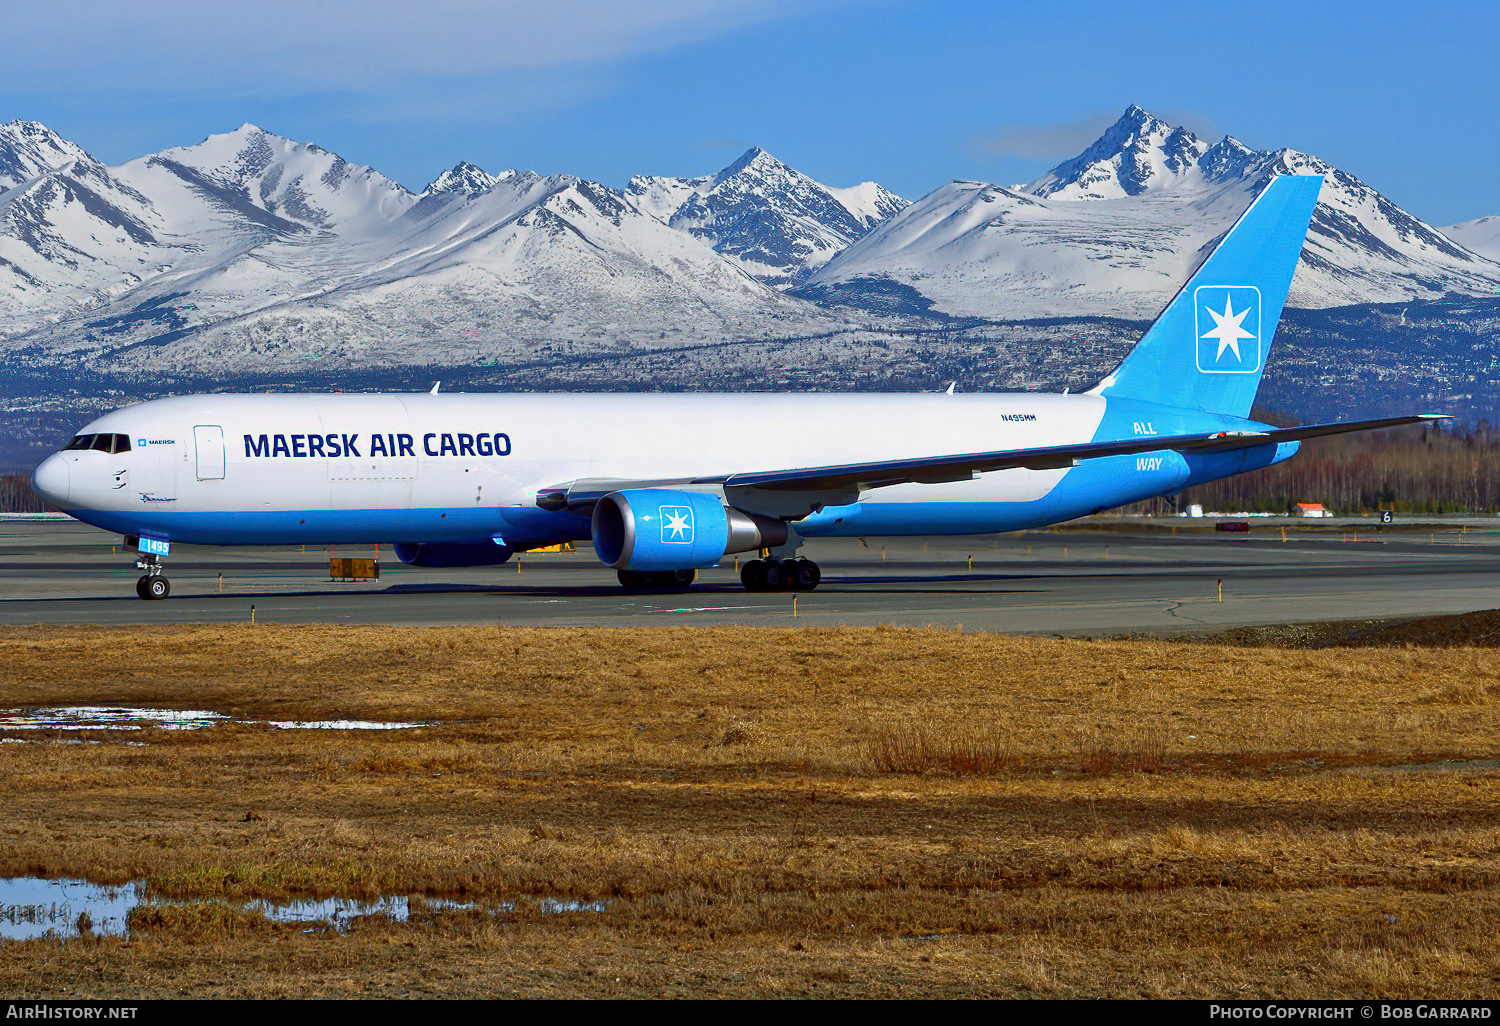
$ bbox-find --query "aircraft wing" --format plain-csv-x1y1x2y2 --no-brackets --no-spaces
536,414,1446,512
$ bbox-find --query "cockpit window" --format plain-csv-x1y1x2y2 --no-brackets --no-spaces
63,433,132,453
62,433,132,453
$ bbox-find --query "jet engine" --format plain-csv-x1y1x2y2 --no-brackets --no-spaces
393,541,513,567
591,489,786,570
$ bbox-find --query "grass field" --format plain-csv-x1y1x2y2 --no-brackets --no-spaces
1,623,1498,998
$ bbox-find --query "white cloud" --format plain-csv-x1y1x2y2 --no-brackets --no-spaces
1,0,837,95
972,114,1120,161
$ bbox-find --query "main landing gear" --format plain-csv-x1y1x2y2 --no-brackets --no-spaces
740,556,820,592
134,553,170,600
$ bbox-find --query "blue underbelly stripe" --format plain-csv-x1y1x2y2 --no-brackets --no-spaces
63,505,591,547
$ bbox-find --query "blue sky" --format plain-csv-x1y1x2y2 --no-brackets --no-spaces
4,0,1498,224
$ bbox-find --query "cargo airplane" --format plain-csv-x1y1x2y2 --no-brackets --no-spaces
31,174,1440,599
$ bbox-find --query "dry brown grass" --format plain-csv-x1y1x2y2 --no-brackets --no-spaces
0,624,1498,998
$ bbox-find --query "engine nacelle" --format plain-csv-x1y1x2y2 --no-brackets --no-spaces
393,541,513,568
591,489,786,570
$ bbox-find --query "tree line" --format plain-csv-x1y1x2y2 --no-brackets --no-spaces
1,474,49,514
1125,423,1500,516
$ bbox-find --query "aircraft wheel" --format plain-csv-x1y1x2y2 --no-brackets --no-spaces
740,559,766,591
137,575,170,600
760,558,786,591
789,558,821,591
617,569,652,589
651,569,696,590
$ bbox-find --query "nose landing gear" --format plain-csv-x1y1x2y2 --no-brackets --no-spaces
134,552,171,600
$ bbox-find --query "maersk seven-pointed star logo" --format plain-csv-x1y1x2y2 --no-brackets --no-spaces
1194,285,1262,374
659,505,694,545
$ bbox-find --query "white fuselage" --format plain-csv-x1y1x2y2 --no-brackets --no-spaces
32,390,1259,548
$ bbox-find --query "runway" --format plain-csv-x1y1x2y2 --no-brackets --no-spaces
4,516,1500,634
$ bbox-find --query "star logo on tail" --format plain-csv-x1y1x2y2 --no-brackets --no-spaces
1194,285,1262,374
1201,296,1255,362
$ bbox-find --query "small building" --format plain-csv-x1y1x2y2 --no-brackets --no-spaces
1294,502,1331,518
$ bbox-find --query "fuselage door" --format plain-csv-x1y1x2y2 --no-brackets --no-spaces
193,425,225,481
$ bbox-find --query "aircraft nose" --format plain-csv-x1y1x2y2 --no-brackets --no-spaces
31,454,71,508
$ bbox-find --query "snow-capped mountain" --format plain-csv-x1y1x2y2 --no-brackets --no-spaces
422,161,514,198
116,170,836,375
3,110,1499,385
0,122,842,374
807,106,1500,318
626,147,905,287
0,123,419,331
0,121,93,190
0,126,164,323
1026,106,1208,200
1442,215,1500,262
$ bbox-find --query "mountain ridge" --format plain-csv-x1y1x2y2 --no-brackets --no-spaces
806,107,1500,319
2,110,1497,381
625,145,907,287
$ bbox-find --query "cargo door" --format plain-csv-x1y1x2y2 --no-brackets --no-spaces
193,425,225,481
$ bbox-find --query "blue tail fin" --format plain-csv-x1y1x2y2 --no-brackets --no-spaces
1089,174,1322,418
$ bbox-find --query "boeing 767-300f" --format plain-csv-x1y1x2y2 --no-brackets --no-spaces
31,174,1442,599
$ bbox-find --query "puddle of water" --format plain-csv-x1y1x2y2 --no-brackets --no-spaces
0,877,606,941
0,707,227,730
0,878,139,940
0,706,428,737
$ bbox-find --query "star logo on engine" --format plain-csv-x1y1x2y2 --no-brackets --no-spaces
1194,285,1261,374
659,505,694,544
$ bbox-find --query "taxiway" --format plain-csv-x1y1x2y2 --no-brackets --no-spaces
3,517,1498,634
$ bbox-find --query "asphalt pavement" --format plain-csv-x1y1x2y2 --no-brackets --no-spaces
3,515,1498,634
